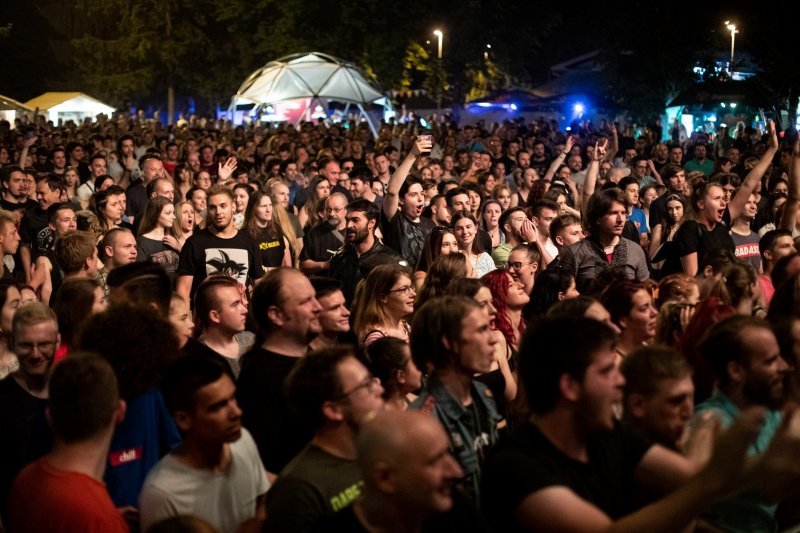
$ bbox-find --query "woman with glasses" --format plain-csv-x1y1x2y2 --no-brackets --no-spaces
352,264,415,347
452,212,495,278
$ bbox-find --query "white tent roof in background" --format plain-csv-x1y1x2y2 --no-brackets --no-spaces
0,94,33,112
24,92,115,115
234,52,385,105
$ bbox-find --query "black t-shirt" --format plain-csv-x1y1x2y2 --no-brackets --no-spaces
0,198,37,214
380,210,435,268
19,206,48,251
136,236,180,280
481,422,651,532
125,180,147,218
176,227,263,299
649,191,688,232
329,241,401,302
237,347,314,474
674,220,735,265
0,378,52,524
300,222,344,266
252,227,286,268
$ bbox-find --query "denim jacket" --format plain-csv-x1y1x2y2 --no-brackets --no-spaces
411,376,501,504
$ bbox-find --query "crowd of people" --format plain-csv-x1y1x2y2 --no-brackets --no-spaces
3,111,800,532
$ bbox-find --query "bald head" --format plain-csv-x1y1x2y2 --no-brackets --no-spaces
356,410,462,518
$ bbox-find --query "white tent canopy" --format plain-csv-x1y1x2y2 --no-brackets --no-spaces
230,52,392,136
0,94,33,126
24,92,115,124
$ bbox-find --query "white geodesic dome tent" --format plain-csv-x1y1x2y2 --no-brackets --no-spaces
229,52,393,136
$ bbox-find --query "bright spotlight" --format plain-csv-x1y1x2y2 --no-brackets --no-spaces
573,103,585,114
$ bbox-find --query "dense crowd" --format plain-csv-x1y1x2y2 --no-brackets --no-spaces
2,112,800,532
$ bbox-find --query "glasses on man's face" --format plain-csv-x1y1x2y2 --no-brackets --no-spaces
15,339,57,354
335,376,381,401
508,261,534,271
325,206,345,214
388,285,415,295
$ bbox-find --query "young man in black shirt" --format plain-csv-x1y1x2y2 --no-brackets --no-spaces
237,268,321,475
176,185,262,303
381,137,435,268
328,199,399,302
481,317,800,532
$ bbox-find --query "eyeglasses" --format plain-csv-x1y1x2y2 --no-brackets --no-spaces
15,339,57,354
508,261,534,271
335,376,381,400
388,285,415,295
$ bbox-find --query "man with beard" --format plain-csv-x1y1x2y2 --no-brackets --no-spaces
299,192,348,276
381,138,436,268
264,345,384,532
237,268,322,475
177,185,262,303
481,317,798,532
329,199,400,302
694,316,789,532
560,188,649,293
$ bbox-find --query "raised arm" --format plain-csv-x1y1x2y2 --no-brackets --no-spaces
383,137,430,220
544,136,575,182
605,123,619,162
582,139,607,213
780,135,800,232
729,120,778,221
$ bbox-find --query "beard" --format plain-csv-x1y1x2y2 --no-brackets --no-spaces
743,374,785,411
345,227,369,244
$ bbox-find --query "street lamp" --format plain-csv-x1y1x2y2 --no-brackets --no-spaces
433,29,443,59
724,21,738,76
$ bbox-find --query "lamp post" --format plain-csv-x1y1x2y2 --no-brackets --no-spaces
724,21,738,76
433,29,443,60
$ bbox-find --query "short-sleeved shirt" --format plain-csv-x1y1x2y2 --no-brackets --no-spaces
674,220,735,265
481,422,652,533
9,457,128,533
731,230,761,273
265,444,362,533
139,428,269,533
136,236,180,279
380,210,434,268
251,227,286,268
237,347,314,474
177,228,263,300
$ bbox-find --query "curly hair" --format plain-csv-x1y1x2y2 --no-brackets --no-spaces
78,303,180,400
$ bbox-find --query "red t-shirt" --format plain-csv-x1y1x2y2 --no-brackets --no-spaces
9,457,128,532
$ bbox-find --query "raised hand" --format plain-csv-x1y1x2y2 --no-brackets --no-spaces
410,136,433,158
218,156,238,183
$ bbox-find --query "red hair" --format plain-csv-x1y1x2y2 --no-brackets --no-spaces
481,270,525,345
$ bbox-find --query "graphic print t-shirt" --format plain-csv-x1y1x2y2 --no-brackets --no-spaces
177,228,263,299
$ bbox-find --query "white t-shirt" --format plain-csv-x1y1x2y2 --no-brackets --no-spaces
139,428,269,533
